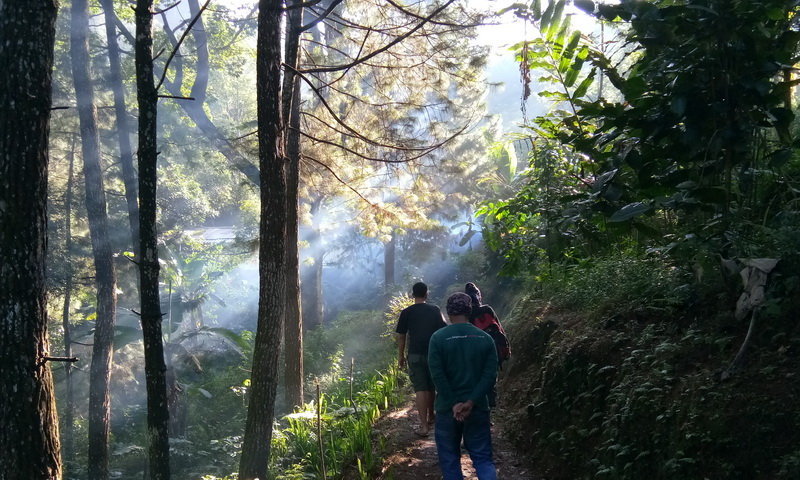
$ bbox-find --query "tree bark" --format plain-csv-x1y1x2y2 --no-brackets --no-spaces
70,1,120,477
99,0,140,257
313,249,325,326
0,2,62,479
61,137,76,474
282,0,305,410
239,1,287,478
384,232,396,295
135,1,171,478
302,198,325,330
301,242,326,330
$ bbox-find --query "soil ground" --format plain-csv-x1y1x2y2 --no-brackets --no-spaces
368,401,540,480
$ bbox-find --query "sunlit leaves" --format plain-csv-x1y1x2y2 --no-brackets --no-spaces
511,0,596,121
573,69,596,99
484,0,800,273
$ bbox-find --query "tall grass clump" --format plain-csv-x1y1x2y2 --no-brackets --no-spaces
265,308,407,478
538,249,691,321
269,365,404,479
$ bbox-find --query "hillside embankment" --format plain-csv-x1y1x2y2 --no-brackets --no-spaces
497,302,800,479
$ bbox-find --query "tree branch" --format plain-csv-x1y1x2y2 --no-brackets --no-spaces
154,1,182,15
294,122,470,165
155,0,211,92
301,111,431,152
288,62,456,151
299,0,457,74
113,15,135,46
158,95,195,100
385,0,485,29
301,0,345,32
302,153,376,206
43,356,80,363
158,11,183,90
285,0,321,10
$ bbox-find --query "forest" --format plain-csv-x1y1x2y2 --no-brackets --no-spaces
1,0,799,479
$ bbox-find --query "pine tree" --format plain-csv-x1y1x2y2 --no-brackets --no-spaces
0,1,62,479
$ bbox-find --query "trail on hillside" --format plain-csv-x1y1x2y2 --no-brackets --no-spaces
366,402,539,479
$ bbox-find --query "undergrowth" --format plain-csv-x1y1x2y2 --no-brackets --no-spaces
499,251,800,480
535,249,691,321
202,308,406,480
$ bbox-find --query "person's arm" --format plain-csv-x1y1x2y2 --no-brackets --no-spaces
467,334,498,404
395,309,408,368
396,333,407,368
428,333,454,408
486,305,504,329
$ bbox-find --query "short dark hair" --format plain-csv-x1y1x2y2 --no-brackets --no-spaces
411,282,428,298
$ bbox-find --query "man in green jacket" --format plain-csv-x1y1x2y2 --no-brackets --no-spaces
428,292,498,480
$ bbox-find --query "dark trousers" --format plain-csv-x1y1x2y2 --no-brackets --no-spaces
434,409,497,480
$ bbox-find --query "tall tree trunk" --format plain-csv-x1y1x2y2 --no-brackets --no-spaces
384,232,396,295
99,0,140,256
70,1,120,477
0,2,62,479
282,0,305,410
302,198,325,330
135,1,171,478
313,249,325,326
62,137,76,474
239,1,287,478
301,243,325,330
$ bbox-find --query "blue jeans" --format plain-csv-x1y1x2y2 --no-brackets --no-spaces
434,408,497,480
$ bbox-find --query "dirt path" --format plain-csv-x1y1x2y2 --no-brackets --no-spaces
370,402,540,480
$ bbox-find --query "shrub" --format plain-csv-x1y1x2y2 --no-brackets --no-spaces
539,250,691,321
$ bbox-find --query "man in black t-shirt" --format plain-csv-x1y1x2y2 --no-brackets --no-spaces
396,281,447,437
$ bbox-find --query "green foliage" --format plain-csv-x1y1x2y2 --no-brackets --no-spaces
478,139,588,275
266,309,404,478
538,249,690,320
509,0,594,111
304,310,397,384
267,366,404,479
453,249,492,285
384,293,414,326
102,309,402,479
482,4,800,478
504,308,800,479
481,0,800,279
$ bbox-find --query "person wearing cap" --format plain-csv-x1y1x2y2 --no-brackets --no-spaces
396,281,447,437
427,292,498,480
